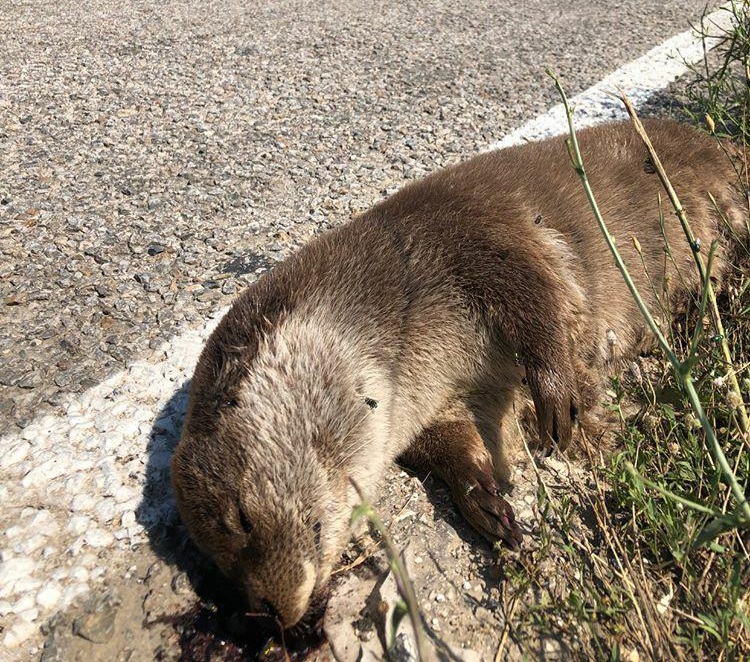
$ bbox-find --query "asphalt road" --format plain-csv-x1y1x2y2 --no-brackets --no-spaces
0,0,719,430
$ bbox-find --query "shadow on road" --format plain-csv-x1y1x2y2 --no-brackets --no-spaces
135,382,274,657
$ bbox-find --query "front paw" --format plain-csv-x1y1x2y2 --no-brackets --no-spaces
447,458,523,550
526,364,577,453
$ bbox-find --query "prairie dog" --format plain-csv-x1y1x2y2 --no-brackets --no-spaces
172,119,745,628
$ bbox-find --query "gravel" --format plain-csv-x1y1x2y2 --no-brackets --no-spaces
0,308,225,652
0,0,718,429
71,592,120,644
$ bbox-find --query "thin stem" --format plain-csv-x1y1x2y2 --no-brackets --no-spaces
548,70,750,524
688,241,718,362
624,461,739,522
619,92,750,441
548,71,679,370
350,480,430,660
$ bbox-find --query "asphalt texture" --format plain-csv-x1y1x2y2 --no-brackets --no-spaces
0,0,718,430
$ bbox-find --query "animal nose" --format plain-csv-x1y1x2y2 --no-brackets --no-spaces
260,599,279,621
264,598,307,629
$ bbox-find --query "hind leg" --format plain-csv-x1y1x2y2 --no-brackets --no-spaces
399,418,523,549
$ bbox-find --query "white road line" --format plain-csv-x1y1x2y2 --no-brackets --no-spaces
0,3,736,652
488,3,733,150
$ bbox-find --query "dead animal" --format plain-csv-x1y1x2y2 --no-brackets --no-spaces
172,119,746,629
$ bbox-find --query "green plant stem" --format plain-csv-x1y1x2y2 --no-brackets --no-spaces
350,480,430,660
681,372,750,521
619,92,750,442
625,461,740,522
688,241,718,362
547,70,750,525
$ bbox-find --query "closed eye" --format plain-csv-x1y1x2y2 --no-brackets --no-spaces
238,507,253,535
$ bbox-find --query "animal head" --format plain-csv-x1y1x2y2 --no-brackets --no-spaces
172,425,351,627
171,302,387,628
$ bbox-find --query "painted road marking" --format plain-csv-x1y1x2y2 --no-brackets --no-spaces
489,3,733,150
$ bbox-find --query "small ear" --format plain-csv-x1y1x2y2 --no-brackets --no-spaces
364,397,378,410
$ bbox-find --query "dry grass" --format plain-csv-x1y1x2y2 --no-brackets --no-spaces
496,6,750,659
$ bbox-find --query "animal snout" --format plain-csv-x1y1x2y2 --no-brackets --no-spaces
260,599,279,621
242,556,318,628
248,589,311,629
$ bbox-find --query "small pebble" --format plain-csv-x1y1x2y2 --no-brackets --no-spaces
85,529,115,548
0,557,36,594
36,584,62,609
2,619,37,648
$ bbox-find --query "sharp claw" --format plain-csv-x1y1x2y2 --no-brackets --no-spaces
447,457,525,549
503,527,522,550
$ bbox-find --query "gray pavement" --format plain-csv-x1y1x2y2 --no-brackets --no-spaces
0,0,719,430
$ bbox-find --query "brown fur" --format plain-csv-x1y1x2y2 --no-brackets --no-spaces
171,119,746,627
